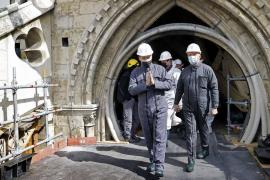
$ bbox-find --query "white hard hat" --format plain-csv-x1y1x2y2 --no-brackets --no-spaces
137,43,153,56
159,51,172,61
174,59,182,65
186,43,201,53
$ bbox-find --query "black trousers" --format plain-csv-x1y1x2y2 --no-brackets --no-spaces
183,110,209,162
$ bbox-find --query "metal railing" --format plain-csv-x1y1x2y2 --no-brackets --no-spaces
0,68,62,163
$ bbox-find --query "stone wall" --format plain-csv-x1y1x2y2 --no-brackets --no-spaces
52,0,109,137
51,0,270,141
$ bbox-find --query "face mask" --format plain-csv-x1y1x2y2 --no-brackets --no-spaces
188,55,200,65
141,62,151,68
140,55,152,68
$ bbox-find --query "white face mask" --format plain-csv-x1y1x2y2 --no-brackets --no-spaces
188,55,200,65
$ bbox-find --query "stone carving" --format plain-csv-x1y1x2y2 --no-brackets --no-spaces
15,27,49,67
83,111,96,127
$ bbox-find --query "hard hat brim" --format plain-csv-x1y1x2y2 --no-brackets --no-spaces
137,51,153,56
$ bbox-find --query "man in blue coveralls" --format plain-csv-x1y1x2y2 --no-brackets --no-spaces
129,43,173,177
174,43,219,172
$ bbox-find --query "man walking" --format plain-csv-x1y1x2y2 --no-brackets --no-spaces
129,43,172,177
117,59,141,143
159,51,182,146
174,43,219,172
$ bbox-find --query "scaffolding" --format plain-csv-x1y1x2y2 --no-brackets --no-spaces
0,68,62,163
226,72,258,140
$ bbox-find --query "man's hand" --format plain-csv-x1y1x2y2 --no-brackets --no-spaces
146,70,155,86
173,104,182,112
209,108,218,116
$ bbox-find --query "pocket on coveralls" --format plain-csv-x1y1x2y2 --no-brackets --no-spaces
199,76,208,89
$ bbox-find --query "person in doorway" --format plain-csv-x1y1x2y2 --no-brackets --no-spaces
174,43,219,172
159,51,182,147
129,43,173,177
117,59,141,143
173,59,184,71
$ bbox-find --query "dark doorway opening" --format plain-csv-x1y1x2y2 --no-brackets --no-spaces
113,6,250,141
147,6,209,30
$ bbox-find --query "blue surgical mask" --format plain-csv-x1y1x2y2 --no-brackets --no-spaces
188,55,200,65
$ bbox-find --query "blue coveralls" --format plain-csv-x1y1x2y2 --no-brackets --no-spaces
129,63,172,171
174,62,219,162
117,69,140,139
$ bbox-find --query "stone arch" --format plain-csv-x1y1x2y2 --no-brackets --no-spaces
69,0,270,143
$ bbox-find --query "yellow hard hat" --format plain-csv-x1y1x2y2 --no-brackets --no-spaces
127,59,139,68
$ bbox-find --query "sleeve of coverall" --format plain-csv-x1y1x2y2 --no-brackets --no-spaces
174,73,184,105
128,70,148,96
154,68,173,91
208,69,219,108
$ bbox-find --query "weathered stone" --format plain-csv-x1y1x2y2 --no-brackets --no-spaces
266,12,270,20
103,4,111,12
81,31,89,44
0,1,54,37
73,57,80,65
255,0,265,9
249,5,262,17
73,14,94,29
70,80,75,86
79,2,107,15
257,14,269,27
55,16,73,29
7,3,19,13
95,14,103,21
227,19,245,35
70,68,77,75
1,0,270,141
241,0,251,9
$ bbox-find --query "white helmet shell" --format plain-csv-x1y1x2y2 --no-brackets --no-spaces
137,43,153,56
159,51,172,61
186,43,201,53
174,59,182,65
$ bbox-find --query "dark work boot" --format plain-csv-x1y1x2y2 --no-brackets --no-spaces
155,169,164,177
197,146,209,159
129,136,141,143
185,159,195,172
146,162,155,173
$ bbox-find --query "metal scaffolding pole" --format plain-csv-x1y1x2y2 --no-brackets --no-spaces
0,109,61,126
0,67,61,163
12,68,19,154
0,133,63,163
43,80,50,144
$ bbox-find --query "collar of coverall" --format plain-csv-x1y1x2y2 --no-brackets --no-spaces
191,61,202,70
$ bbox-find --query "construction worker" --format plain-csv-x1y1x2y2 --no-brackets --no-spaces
117,59,141,143
129,43,173,177
173,59,184,70
159,51,182,146
174,43,219,172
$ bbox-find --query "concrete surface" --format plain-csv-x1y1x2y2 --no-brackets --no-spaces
18,132,265,180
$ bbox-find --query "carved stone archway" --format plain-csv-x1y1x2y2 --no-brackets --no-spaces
69,0,270,143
